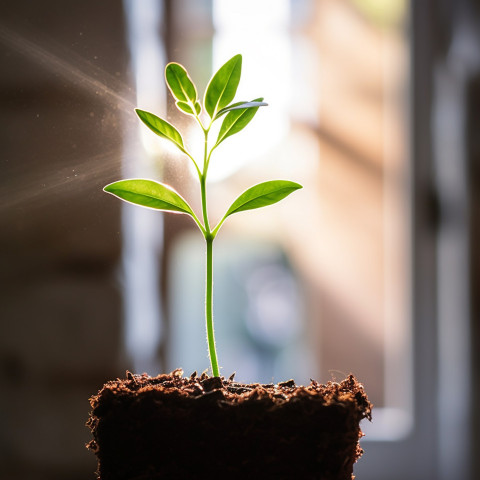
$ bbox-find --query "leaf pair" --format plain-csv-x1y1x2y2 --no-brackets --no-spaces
136,55,268,157
165,63,201,116
202,54,267,144
104,178,302,237
165,54,243,120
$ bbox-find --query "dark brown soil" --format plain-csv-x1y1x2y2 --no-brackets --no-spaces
87,369,372,480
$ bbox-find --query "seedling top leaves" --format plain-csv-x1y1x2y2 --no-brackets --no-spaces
204,54,242,118
104,54,302,377
165,62,201,116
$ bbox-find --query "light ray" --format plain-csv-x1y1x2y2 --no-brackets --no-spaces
0,148,128,211
0,24,135,111
0,24,140,212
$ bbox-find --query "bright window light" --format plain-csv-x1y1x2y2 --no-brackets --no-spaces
210,0,291,182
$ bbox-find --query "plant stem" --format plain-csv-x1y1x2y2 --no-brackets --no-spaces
200,127,219,377
200,175,210,234
205,235,220,377
200,129,211,232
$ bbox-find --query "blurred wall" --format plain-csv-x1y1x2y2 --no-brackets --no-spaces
0,2,130,478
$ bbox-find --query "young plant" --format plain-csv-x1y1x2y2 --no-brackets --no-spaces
104,54,302,377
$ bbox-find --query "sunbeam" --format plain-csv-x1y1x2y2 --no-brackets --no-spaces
0,24,136,112
0,147,129,212
0,23,142,214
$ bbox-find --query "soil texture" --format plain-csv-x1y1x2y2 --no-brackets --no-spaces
87,369,372,480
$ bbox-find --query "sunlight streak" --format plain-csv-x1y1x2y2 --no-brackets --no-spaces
0,148,125,211
0,24,135,112
0,24,138,212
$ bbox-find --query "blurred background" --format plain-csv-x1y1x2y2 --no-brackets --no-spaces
0,0,478,478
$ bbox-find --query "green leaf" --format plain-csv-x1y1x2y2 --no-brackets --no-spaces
224,180,302,218
176,101,195,115
194,101,202,115
104,179,195,217
215,97,264,147
204,54,242,118
165,62,197,104
135,109,186,153
214,100,268,120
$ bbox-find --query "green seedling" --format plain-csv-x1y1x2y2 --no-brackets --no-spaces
104,54,302,377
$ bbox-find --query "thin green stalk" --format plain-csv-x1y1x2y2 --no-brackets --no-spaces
200,126,220,376
200,175,210,233
185,150,202,179
200,130,211,233
205,236,219,377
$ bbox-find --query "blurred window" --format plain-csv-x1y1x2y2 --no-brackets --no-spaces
125,1,457,478
164,0,412,441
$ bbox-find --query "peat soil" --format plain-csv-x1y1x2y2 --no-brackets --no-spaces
87,369,372,480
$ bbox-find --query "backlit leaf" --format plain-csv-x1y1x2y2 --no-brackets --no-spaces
176,101,195,115
215,98,264,147
165,62,197,104
224,180,302,219
195,101,202,115
104,179,195,217
204,54,242,118
135,109,186,153
214,100,267,120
